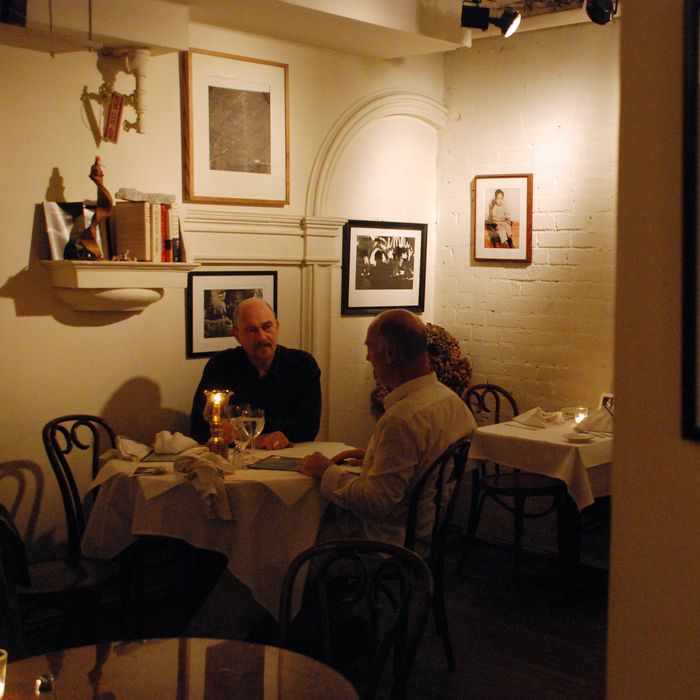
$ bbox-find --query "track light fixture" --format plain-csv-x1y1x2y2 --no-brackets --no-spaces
460,1,521,38
586,0,618,26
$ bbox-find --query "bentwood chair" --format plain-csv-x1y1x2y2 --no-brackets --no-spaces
457,385,567,581
42,415,199,641
404,437,470,671
279,539,432,700
12,415,126,649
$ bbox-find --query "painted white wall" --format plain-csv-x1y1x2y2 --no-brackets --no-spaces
438,21,619,414
0,24,443,557
325,114,439,447
608,1,700,696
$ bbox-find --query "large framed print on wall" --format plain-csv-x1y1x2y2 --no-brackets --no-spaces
341,220,427,315
473,174,533,263
180,49,290,207
186,271,277,358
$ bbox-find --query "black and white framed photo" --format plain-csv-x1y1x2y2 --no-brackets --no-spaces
341,219,427,315
186,271,277,358
180,49,289,207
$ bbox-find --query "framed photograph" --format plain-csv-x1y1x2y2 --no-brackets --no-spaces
341,219,427,315
180,49,289,207
599,393,614,413
186,271,277,358
42,202,106,260
472,174,533,262
682,0,700,439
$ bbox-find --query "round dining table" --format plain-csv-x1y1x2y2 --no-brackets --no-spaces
4,637,359,699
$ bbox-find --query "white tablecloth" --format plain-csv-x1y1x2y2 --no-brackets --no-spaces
468,422,612,510
82,442,352,617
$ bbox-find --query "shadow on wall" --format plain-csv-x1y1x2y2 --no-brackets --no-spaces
102,377,190,445
0,459,61,560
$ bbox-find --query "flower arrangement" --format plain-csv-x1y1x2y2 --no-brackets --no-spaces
371,322,473,413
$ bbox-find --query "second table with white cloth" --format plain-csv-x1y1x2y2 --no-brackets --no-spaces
82,442,352,618
468,420,612,510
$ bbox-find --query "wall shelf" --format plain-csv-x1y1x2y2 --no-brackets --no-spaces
43,260,199,312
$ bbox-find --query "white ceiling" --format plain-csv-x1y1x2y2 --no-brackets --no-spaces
174,0,598,60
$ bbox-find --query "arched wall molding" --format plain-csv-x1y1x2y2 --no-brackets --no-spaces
304,89,448,218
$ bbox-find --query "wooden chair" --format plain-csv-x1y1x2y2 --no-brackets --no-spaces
404,437,470,671
278,539,432,700
458,385,568,580
12,415,126,649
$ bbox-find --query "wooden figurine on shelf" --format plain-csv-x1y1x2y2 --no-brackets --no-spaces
64,156,113,260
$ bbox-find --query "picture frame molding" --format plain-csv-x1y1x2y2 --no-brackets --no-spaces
186,270,278,358
180,49,290,207
341,219,427,316
472,173,533,263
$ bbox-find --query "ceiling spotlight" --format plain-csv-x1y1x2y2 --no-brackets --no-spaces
461,1,521,38
491,7,521,37
586,0,618,26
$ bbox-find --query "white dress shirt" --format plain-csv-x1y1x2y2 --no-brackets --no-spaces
319,372,476,545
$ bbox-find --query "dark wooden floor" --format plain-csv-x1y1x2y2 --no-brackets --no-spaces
16,534,607,700
406,538,608,700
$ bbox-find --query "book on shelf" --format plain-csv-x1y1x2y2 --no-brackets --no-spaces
112,200,183,262
113,201,151,261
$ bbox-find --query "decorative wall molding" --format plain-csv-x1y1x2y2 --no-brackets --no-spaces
182,210,346,265
305,89,448,217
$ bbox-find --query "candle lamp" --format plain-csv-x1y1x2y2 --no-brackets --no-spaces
574,406,589,424
203,389,234,460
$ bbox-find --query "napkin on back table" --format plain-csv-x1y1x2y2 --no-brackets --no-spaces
575,407,613,434
512,407,565,428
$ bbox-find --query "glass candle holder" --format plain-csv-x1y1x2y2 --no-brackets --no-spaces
203,389,234,460
574,406,589,424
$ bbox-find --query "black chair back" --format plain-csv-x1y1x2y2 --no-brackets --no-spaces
403,437,470,671
42,415,116,558
404,437,470,557
463,383,519,426
278,539,432,700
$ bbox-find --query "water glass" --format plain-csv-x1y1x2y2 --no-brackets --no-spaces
243,408,265,463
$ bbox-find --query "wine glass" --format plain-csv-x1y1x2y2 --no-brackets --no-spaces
243,408,265,463
229,404,251,467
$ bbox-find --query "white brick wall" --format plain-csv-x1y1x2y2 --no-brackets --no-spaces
437,21,619,413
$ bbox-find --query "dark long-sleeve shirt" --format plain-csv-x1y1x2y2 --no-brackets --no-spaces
190,345,322,445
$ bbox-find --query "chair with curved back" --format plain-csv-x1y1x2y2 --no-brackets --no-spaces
458,384,567,580
404,436,470,671
12,415,124,650
278,539,432,700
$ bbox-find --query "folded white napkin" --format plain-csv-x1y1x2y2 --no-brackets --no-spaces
115,436,151,461
513,407,565,428
154,430,199,454
575,407,613,434
174,449,234,520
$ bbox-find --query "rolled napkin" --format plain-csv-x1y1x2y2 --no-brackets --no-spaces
174,449,234,520
513,407,565,428
575,407,613,434
154,430,199,454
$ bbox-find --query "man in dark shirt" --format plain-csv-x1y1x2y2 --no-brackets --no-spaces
190,297,321,449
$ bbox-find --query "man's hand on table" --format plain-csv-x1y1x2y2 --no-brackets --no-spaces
299,448,365,480
257,431,293,450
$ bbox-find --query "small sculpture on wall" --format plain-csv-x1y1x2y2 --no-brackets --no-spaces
64,156,113,260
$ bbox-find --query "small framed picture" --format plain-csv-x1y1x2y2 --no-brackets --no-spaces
599,393,614,413
186,271,277,358
42,202,105,260
341,219,427,315
473,174,533,262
